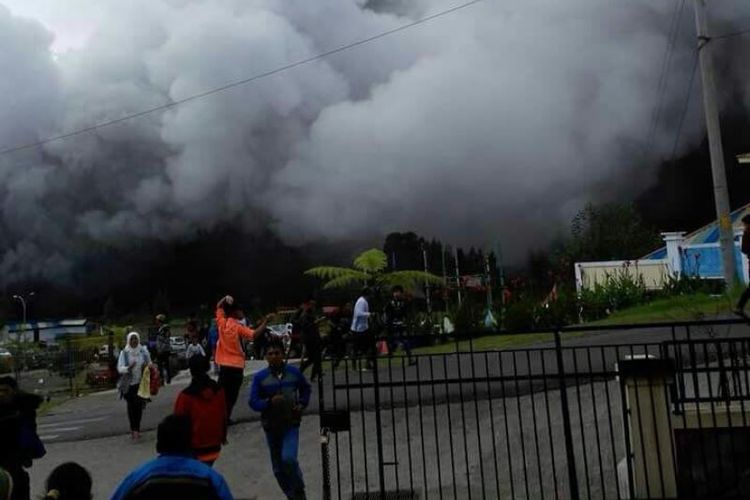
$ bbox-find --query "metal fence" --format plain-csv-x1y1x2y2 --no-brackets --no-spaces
2,332,119,398
317,318,750,500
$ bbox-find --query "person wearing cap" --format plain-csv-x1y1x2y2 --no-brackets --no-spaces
215,295,269,422
174,355,227,466
154,314,172,386
117,332,153,440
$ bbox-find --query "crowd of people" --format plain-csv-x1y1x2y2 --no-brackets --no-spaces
0,287,419,500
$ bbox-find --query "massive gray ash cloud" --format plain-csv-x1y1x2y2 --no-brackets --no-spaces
0,0,748,287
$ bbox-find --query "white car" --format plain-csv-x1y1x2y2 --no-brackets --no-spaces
169,336,186,353
0,348,14,373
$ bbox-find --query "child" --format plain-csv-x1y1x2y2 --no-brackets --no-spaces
186,334,206,360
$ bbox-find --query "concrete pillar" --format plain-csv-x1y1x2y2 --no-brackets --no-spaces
661,232,686,277
619,358,677,499
736,228,749,284
574,263,584,292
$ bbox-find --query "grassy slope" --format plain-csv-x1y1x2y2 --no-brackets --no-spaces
589,291,740,326
411,290,743,355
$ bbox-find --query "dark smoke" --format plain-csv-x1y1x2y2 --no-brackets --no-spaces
0,0,748,303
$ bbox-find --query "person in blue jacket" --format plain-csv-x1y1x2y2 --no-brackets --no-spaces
249,338,311,500
110,414,233,500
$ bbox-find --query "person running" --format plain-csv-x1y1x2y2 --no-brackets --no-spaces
117,332,153,440
384,285,415,364
215,295,268,423
0,376,44,500
295,298,323,382
351,287,375,370
735,214,750,318
174,355,227,466
155,314,172,386
111,415,233,500
43,462,92,500
249,338,311,500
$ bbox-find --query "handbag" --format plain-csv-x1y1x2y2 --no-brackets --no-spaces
117,351,132,396
149,365,160,396
137,365,151,400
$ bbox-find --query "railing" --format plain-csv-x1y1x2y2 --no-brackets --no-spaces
317,318,750,499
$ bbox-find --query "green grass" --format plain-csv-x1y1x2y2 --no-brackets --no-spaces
412,332,556,355
588,291,740,326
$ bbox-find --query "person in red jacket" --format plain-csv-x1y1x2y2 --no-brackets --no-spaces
174,354,227,465
215,295,269,423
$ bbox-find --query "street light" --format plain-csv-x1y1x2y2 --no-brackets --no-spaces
737,153,750,165
12,292,35,342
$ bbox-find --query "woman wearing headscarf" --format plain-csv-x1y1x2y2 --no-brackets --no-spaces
117,332,153,439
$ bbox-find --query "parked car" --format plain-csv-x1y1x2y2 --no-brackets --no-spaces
170,336,187,369
0,348,14,373
85,362,117,387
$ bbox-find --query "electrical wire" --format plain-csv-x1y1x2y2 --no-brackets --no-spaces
0,0,484,157
644,0,687,158
668,51,700,167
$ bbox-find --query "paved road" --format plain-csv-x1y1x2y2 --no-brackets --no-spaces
38,360,268,442
38,319,750,443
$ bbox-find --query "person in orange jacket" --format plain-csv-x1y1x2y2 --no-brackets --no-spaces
215,295,269,423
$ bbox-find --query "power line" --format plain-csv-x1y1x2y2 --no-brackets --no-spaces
0,0,484,157
644,0,687,157
668,51,699,166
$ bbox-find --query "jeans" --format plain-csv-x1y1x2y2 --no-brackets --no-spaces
265,427,305,500
218,365,244,420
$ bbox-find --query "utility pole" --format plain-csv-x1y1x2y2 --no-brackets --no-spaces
422,245,432,315
454,247,463,307
693,0,737,285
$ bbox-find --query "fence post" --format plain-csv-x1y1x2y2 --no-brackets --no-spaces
554,328,580,500
371,343,387,498
319,370,332,500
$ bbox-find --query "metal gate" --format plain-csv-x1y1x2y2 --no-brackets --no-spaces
317,318,750,499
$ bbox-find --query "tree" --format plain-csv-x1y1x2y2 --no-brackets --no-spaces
305,248,443,292
566,203,662,262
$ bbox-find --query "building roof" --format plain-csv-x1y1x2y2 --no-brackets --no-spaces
643,202,750,259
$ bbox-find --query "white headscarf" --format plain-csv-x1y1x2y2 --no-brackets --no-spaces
124,331,141,354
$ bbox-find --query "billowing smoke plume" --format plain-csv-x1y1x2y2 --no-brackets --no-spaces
0,0,748,287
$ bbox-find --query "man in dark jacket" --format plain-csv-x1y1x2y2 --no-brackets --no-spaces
295,299,323,382
735,215,750,317
0,376,44,500
384,286,414,364
249,338,311,500
155,314,172,385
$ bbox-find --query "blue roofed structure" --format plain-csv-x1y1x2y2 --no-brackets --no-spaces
575,202,750,291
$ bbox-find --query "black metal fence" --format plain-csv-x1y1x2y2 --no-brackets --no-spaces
3,333,119,398
317,318,750,499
